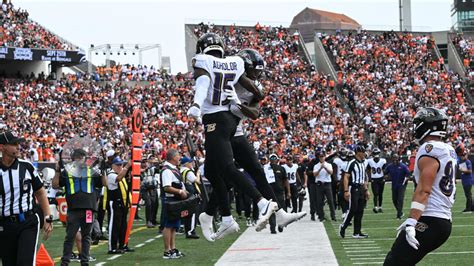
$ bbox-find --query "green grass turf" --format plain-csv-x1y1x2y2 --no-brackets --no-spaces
323,182,474,265
39,204,247,265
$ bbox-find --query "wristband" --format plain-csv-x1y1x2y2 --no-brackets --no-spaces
410,201,426,212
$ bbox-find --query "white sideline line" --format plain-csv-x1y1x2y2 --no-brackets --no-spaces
95,263,106,266
145,238,155,243
107,255,122,260
352,262,383,265
135,243,145,248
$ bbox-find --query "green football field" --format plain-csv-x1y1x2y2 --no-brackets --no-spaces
324,182,474,265
39,182,474,265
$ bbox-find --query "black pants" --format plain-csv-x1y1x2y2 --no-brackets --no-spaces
298,191,305,212
371,178,385,208
0,212,40,266
342,185,367,234
308,182,317,215
384,216,452,265
97,196,106,237
285,184,298,213
143,188,159,224
235,188,252,218
203,111,248,217
392,185,407,218
463,184,473,211
338,182,349,214
332,181,339,209
269,187,286,232
107,201,128,251
231,135,276,204
62,209,94,265
316,182,336,220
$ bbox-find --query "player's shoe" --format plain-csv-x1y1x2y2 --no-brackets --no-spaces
352,233,369,239
199,213,215,242
211,218,240,240
255,200,278,232
276,209,307,228
339,224,346,238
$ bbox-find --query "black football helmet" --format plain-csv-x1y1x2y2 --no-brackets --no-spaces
237,48,265,79
339,148,348,160
413,107,448,144
372,148,381,157
196,33,225,58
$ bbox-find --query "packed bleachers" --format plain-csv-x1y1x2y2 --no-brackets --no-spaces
320,30,472,153
0,1,75,50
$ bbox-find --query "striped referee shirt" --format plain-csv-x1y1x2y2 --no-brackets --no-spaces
0,159,43,217
345,158,367,185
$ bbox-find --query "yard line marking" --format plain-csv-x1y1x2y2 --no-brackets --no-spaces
107,254,122,260
362,224,474,230
430,251,474,255
344,246,382,250
145,238,155,243
343,245,380,248
95,263,106,266
348,254,387,257
341,240,375,243
352,262,384,265
346,249,382,253
351,257,386,260
135,243,145,248
155,235,163,239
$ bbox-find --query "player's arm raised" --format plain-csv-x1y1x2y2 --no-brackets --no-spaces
237,98,260,120
238,74,264,101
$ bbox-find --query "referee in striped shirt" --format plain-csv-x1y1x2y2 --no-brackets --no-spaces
0,131,53,265
339,145,370,238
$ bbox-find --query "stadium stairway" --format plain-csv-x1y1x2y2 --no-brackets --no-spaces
313,36,354,116
447,35,474,106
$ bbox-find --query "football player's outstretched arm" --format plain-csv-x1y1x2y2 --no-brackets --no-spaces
238,74,264,101
410,156,439,220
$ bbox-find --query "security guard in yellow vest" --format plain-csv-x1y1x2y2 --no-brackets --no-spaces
105,157,134,254
52,149,106,266
179,157,201,239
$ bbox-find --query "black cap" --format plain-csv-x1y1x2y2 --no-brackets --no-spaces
0,131,25,145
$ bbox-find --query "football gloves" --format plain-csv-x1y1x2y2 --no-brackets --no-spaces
396,218,419,250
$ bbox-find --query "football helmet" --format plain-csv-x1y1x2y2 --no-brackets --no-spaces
372,148,381,157
237,48,265,79
413,107,448,144
196,33,225,58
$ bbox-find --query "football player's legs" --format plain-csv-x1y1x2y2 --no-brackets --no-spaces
203,112,237,216
231,136,275,202
371,181,379,207
378,180,385,207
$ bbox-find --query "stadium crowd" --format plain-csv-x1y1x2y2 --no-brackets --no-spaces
321,30,471,155
0,0,75,50
0,22,471,165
